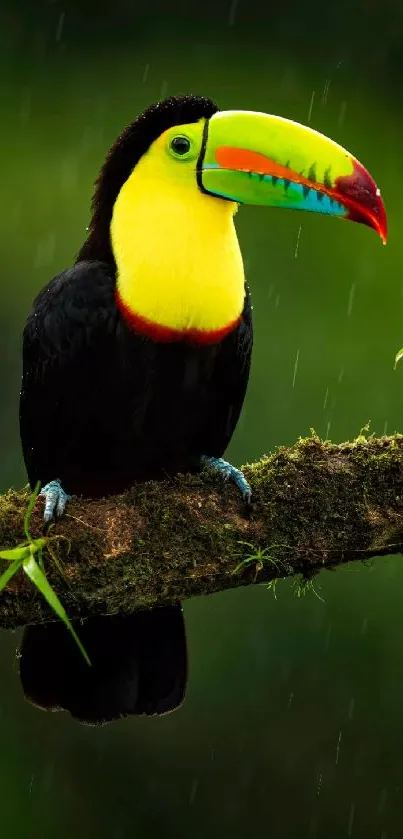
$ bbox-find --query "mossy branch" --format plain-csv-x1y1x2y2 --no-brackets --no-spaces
0,433,403,629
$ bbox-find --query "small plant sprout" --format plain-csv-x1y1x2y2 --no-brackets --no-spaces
233,541,293,576
0,483,90,665
292,576,324,603
266,578,279,599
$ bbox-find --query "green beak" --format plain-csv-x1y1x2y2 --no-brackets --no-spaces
199,110,387,242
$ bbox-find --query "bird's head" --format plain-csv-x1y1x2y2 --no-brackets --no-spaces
79,94,387,266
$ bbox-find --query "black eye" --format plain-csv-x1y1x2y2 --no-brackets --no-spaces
170,136,191,155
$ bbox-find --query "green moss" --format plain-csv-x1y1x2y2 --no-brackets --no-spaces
244,433,403,577
0,434,402,627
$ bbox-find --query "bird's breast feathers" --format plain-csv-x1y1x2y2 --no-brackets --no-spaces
111,156,246,344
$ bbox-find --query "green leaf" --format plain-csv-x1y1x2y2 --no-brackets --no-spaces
31,538,47,551
0,484,90,666
23,551,91,666
394,348,403,370
0,537,47,562
0,547,30,561
0,557,24,593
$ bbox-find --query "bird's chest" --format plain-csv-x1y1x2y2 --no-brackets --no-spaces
117,331,220,445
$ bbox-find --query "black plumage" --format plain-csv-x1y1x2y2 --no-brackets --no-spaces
20,259,252,495
18,94,253,722
20,607,187,725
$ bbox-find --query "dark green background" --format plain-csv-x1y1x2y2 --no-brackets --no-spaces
1,1,403,836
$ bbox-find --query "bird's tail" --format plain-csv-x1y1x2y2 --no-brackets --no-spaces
19,604,187,725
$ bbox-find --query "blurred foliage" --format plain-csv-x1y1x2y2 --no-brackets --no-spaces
0,2,403,838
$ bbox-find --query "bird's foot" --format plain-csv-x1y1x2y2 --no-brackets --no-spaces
39,479,72,523
201,456,251,503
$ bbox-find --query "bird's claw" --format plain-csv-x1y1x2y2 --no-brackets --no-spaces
40,479,71,523
201,456,252,503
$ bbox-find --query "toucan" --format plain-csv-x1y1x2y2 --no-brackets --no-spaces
18,95,386,724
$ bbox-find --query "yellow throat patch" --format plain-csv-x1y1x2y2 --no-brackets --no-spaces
110,127,245,344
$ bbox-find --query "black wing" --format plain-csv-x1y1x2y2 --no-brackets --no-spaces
201,284,253,458
19,260,121,490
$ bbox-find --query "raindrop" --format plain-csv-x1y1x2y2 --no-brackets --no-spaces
56,11,65,42
326,419,331,439
287,691,294,709
335,729,342,764
323,79,331,105
228,0,238,25
361,617,368,635
347,283,356,317
308,91,315,124
348,697,355,720
338,367,344,384
142,64,150,83
294,224,302,259
383,420,388,436
323,387,329,410
316,769,323,797
275,294,280,309
267,283,274,301
347,803,355,836
292,349,300,388
29,774,35,795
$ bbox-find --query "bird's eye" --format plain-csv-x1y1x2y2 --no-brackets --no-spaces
170,136,191,156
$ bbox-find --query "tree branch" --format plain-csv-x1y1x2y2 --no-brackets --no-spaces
1,434,403,629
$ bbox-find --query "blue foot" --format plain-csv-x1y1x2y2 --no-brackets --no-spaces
201,456,251,503
39,479,72,523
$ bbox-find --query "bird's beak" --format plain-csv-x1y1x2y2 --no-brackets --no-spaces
199,110,387,242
